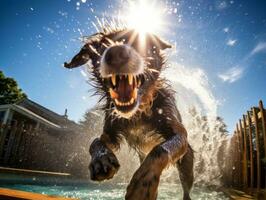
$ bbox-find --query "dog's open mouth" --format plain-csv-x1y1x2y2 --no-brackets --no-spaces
108,74,144,112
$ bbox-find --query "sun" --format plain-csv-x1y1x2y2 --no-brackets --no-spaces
124,0,164,36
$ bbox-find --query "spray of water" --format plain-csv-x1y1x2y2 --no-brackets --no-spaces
82,62,230,186
162,62,230,185
75,0,232,187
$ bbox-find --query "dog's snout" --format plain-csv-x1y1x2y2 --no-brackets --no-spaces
100,44,143,77
104,45,130,66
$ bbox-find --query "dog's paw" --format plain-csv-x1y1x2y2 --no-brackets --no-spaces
89,151,120,181
125,161,160,200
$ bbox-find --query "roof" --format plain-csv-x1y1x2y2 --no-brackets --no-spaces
16,98,80,130
0,98,81,132
0,104,61,129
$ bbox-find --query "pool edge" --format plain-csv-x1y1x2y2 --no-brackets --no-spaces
0,187,78,200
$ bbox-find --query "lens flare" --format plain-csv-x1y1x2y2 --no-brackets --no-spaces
125,0,164,36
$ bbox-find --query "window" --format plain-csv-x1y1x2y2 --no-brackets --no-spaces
0,110,6,123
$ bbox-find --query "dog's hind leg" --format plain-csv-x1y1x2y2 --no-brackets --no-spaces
177,144,194,200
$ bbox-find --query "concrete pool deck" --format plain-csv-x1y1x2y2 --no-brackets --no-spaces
0,188,77,200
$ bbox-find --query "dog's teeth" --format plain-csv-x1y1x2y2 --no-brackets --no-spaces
110,88,118,99
134,76,137,85
132,88,137,99
136,76,141,87
111,74,116,86
137,79,141,87
128,74,133,85
130,98,134,104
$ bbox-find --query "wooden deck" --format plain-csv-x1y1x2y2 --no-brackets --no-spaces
222,188,266,200
0,167,76,199
0,188,77,200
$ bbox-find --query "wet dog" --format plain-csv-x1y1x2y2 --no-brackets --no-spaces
64,28,194,200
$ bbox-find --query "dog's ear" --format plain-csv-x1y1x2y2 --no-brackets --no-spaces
146,33,171,50
64,33,103,69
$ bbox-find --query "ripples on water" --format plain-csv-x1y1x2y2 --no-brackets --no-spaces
0,182,228,200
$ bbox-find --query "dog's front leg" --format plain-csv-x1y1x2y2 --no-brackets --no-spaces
125,134,187,200
89,134,120,181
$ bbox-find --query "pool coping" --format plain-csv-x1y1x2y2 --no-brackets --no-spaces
0,187,78,200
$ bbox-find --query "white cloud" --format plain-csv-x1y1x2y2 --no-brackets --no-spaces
226,39,237,46
250,42,266,56
218,66,244,83
219,41,265,84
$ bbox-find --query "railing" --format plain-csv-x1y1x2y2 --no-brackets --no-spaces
0,121,90,177
0,122,39,167
225,100,266,192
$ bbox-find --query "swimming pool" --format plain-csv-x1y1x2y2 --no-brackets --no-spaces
0,182,229,200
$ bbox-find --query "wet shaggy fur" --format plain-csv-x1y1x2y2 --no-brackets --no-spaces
65,28,194,200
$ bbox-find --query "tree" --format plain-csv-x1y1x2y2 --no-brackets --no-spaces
79,107,103,135
0,71,27,104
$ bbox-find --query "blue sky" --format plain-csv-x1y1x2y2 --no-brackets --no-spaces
1,0,266,132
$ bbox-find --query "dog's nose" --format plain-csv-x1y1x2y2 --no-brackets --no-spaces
104,45,130,66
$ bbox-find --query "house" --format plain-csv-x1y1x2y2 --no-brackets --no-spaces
0,98,85,176
0,98,79,132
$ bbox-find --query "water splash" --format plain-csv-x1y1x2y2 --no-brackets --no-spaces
163,63,218,118
73,0,231,188
163,62,230,185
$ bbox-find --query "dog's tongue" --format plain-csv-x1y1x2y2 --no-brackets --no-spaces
117,76,133,102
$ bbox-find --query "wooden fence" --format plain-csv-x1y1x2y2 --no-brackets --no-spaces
0,121,91,177
225,100,266,192
0,122,40,167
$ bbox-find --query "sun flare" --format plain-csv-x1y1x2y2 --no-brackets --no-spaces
125,0,164,36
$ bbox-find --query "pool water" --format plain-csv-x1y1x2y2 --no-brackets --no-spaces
0,182,229,200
